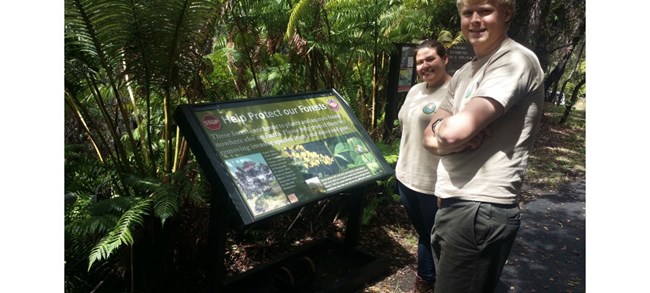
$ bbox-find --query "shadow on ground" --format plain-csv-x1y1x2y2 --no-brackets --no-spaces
355,200,420,293
496,180,586,292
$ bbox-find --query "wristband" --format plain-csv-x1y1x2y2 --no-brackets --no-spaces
431,118,444,136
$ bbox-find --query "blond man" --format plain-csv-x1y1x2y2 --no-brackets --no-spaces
423,0,545,292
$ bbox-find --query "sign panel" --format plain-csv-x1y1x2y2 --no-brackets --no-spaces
175,89,393,225
398,45,417,93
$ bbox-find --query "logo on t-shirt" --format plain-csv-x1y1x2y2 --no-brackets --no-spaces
423,103,436,114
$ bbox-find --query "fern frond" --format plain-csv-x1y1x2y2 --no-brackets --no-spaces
65,0,133,73
153,191,180,227
87,197,152,270
67,213,120,236
285,0,312,40
88,196,139,214
121,174,161,191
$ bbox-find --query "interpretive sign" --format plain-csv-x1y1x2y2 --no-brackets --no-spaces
175,89,393,225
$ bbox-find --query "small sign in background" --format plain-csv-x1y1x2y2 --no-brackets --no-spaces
446,42,475,76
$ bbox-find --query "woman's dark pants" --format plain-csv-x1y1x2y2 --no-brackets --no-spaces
397,181,438,283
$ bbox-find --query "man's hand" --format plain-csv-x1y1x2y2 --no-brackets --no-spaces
464,127,492,151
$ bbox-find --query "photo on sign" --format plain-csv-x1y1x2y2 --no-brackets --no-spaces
330,135,382,175
283,133,383,183
304,177,326,195
224,153,290,216
284,143,337,180
398,68,413,88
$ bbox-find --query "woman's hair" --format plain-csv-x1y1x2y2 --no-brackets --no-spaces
456,0,515,12
415,39,447,59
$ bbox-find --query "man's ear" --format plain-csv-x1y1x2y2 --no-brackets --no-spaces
504,8,513,23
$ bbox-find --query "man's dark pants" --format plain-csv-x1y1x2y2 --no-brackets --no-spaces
431,198,520,293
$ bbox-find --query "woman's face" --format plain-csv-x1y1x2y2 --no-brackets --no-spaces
415,47,448,87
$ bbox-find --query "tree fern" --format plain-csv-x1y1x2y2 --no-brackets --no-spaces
67,0,148,176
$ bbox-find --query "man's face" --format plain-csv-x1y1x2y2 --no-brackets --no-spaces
460,1,512,58
415,47,447,86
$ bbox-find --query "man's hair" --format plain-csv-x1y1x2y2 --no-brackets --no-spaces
456,0,516,12
415,39,447,59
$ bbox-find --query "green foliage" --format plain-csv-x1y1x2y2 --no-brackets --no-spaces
362,192,388,225
426,0,460,37
65,1,221,287
206,0,457,132
153,189,180,226
375,140,400,166
436,29,467,49
64,145,117,199
372,140,400,202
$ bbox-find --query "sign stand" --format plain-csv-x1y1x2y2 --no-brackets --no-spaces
206,181,232,293
342,186,365,247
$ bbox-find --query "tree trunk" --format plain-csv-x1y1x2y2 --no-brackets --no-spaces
511,0,552,68
383,45,401,143
560,77,585,124
544,16,585,98
232,8,262,97
558,41,585,105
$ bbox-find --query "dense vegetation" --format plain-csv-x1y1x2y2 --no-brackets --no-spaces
64,0,585,292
